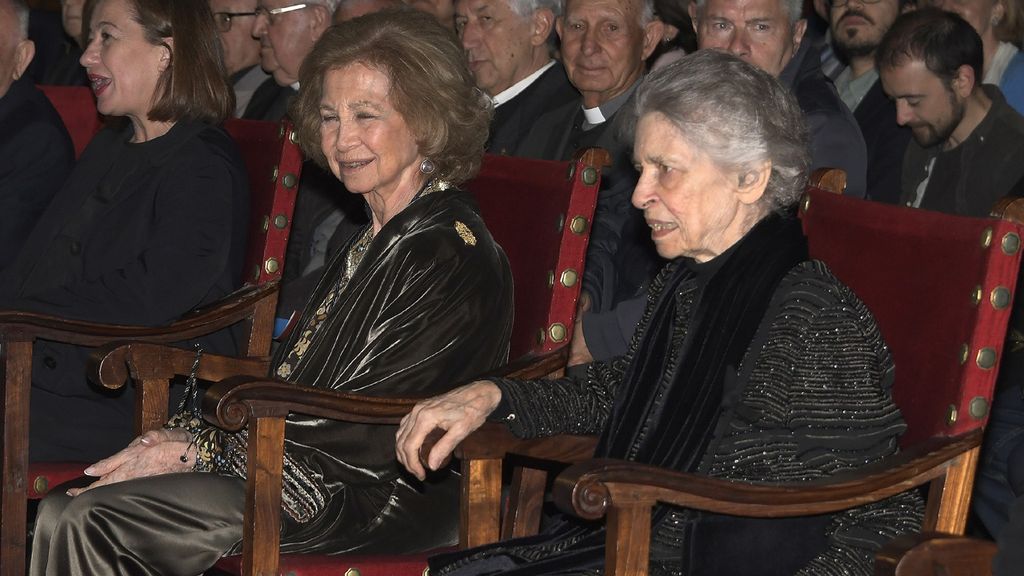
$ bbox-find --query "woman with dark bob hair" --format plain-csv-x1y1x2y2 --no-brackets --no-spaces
398,50,924,576
5,0,247,465
30,8,512,575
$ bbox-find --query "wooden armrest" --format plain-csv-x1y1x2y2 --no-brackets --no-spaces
455,423,597,463
876,532,997,576
491,347,569,380
202,377,426,431
91,342,270,390
552,430,982,521
0,283,279,346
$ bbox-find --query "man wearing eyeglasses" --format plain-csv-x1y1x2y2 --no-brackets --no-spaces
252,0,336,89
210,0,268,116
830,0,915,204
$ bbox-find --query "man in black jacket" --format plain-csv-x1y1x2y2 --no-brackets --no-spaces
454,0,578,155
0,0,74,272
830,0,914,203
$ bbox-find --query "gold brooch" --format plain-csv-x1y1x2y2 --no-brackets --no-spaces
455,221,476,246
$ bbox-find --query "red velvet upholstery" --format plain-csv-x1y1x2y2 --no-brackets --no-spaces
22,120,304,505
210,149,605,576
800,189,1020,446
38,84,102,158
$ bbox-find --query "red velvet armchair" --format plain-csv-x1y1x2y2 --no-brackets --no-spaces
37,85,103,158
2,118,302,576
91,149,609,575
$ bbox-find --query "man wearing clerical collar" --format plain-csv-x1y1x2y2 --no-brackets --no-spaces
515,0,664,316
454,0,578,154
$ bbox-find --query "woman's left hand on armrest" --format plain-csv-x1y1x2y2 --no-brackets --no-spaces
67,428,194,496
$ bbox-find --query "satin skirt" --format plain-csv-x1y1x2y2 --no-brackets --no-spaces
30,472,246,576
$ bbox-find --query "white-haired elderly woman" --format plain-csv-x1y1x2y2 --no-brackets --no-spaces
397,50,924,576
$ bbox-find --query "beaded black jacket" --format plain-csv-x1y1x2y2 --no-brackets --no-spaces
438,255,923,576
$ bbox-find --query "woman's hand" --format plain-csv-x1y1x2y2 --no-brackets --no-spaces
396,380,503,480
67,428,194,496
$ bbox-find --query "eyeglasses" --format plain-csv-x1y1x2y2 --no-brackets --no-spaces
830,0,883,6
213,11,257,33
254,3,311,24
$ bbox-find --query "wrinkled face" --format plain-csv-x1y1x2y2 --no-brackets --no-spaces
80,0,169,121
61,0,87,40
210,0,261,77
407,0,456,28
557,0,656,108
927,0,1003,43
880,58,964,147
692,0,804,78
631,113,761,261
455,0,540,96
252,0,326,85
319,64,425,200
0,4,23,97
829,0,902,59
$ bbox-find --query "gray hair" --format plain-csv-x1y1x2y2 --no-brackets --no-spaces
624,50,809,214
8,0,29,38
562,0,654,25
693,0,801,24
308,0,342,12
507,0,562,18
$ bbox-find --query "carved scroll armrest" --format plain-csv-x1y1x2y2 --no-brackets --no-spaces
0,282,279,346
876,532,997,576
552,431,983,522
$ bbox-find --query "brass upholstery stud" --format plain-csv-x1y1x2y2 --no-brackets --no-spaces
947,404,958,425
33,476,48,495
970,396,990,419
273,214,289,229
261,215,270,233
547,271,555,288
289,130,299,145
976,347,997,369
423,569,431,576
960,343,970,365
800,194,811,213
569,216,588,235
560,269,579,287
972,285,983,306
991,286,1012,310
581,166,598,186
981,227,994,248
344,569,361,576
264,257,280,274
282,173,298,189
1002,232,1021,255
549,322,567,342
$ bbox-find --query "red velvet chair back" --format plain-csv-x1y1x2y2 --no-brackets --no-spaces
223,119,303,286
799,188,1022,447
465,149,603,361
38,84,102,158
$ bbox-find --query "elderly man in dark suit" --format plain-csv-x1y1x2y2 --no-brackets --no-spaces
0,0,74,272
454,0,578,155
516,0,665,315
830,0,915,203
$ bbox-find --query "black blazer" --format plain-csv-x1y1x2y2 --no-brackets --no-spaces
243,77,296,122
487,62,579,156
0,77,74,271
855,79,911,205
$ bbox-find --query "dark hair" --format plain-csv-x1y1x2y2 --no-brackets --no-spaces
291,8,492,185
876,8,984,85
128,0,234,124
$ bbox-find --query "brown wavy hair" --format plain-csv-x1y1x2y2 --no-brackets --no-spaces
291,8,492,186
127,0,234,124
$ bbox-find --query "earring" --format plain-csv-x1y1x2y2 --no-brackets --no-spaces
419,158,436,175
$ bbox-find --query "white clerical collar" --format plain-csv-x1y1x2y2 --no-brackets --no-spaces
492,60,556,108
582,106,606,125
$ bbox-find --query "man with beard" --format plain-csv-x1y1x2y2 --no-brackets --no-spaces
878,8,1024,214
830,0,915,203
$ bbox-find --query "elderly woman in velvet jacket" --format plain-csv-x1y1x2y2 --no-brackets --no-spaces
30,10,512,575
397,50,924,576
